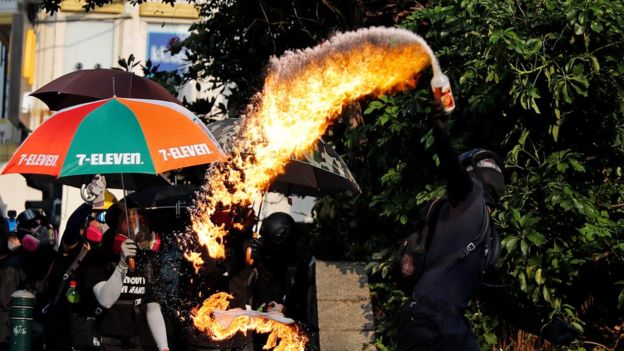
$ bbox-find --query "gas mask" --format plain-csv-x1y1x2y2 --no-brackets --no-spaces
85,211,109,244
20,226,53,252
112,209,160,254
17,208,55,251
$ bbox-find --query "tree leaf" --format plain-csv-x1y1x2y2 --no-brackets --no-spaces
591,21,603,33
535,268,545,285
527,232,547,246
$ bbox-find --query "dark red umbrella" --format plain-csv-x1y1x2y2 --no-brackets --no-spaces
30,69,181,111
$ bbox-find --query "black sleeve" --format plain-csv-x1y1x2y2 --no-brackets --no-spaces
432,120,473,205
62,203,93,247
479,269,542,336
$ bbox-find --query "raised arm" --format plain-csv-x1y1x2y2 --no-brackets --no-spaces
430,101,473,205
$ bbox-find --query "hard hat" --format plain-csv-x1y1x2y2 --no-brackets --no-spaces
93,190,117,211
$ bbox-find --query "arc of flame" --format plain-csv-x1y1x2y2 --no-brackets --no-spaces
189,26,435,261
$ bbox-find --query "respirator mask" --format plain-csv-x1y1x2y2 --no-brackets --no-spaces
112,208,160,254
85,211,108,244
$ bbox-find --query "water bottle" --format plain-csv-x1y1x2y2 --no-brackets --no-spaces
430,73,456,113
66,281,80,304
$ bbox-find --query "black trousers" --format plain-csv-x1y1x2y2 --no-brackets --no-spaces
100,335,141,351
396,296,480,351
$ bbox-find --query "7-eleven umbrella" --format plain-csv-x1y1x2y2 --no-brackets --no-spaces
1,97,226,187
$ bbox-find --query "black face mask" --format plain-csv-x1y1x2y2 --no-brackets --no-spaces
474,168,506,204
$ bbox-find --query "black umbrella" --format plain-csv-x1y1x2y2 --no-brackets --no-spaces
125,184,199,209
23,173,171,191
31,68,181,111
207,118,360,196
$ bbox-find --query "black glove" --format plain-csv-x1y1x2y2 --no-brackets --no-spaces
540,319,581,346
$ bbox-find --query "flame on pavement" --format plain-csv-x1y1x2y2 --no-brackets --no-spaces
193,292,308,351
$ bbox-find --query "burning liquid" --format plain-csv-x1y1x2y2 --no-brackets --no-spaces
189,26,433,261
188,26,436,349
193,293,308,351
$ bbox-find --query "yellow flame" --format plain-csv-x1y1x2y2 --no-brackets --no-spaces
193,293,308,351
189,28,432,261
183,251,204,274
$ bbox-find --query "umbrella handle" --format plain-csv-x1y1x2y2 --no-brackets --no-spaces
128,257,135,271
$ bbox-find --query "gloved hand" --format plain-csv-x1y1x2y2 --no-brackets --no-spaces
540,319,581,346
267,301,284,313
81,174,106,204
118,238,137,270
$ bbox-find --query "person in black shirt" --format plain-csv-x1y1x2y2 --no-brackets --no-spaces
249,212,317,350
39,191,117,351
85,203,170,351
395,101,579,351
0,213,26,351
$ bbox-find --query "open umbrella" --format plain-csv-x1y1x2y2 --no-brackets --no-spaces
125,184,199,209
2,98,226,187
207,118,360,196
30,69,181,111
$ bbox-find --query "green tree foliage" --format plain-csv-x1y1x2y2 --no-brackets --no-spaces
315,0,624,349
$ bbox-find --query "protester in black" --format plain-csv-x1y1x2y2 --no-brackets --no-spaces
15,208,56,294
0,213,26,351
395,102,579,351
250,212,317,350
85,204,169,351
39,201,112,351
178,208,255,351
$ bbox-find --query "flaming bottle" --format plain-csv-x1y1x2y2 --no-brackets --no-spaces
430,72,455,113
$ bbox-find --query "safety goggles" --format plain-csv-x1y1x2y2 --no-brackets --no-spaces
89,211,107,224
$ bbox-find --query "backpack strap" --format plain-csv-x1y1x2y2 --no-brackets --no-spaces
42,241,91,314
421,198,446,248
425,201,491,272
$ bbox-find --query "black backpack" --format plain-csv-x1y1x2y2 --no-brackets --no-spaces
390,198,500,295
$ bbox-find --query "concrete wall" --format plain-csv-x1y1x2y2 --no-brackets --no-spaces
315,261,376,351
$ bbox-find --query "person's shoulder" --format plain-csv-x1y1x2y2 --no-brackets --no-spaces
0,253,24,270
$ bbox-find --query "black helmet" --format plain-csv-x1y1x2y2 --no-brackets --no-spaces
259,212,297,249
458,148,506,202
17,209,45,230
